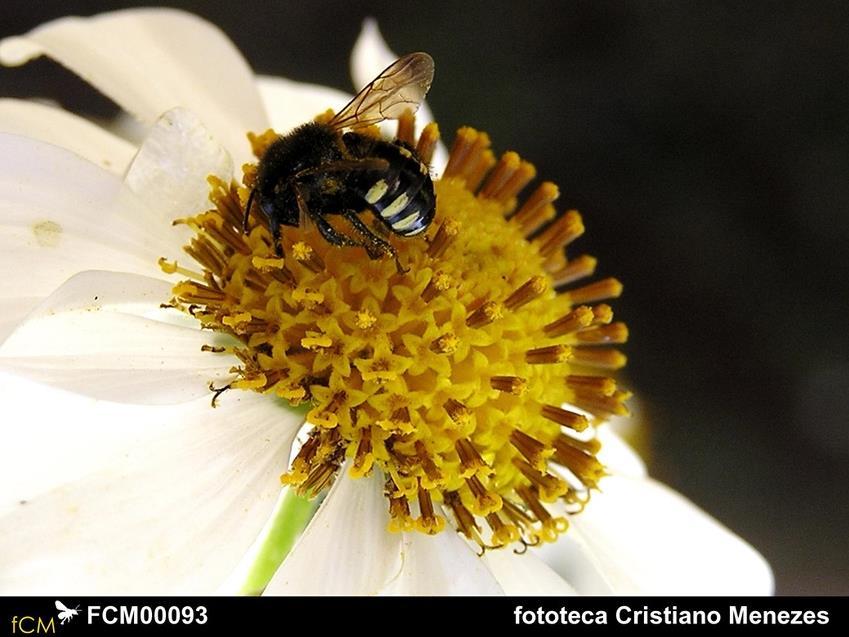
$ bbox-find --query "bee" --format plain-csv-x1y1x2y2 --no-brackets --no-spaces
244,52,436,271
55,600,80,624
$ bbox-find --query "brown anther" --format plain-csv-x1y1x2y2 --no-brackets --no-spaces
396,108,416,146
414,441,443,485
485,511,520,546
421,270,454,302
201,345,227,353
315,427,342,462
543,305,595,337
509,429,553,470
430,332,458,354
271,266,297,287
512,181,560,232
540,403,589,431
387,492,415,532
491,159,536,204
572,389,632,418
590,304,614,325
390,406,412,432
455,438,488,476
351,427,374,476
186,236,226,275
552,443,605,489
243,269,271,291
516,486,568,542
444,398,473,426
504,276,548,311
443,127,477,178
525,344,572,364
443,127,491,180
416,122,440,166
536,210,585,258
293,433,321,470
489,375,528,395
464,149,497,192
301,460,340,496
553,433,602,456
550,255,597,287
445,491,482,543
575,322,629,345
310,391,347,428
465,300,503,328
517,486,552,525
571,347,628,370
291,241,325,273
566,374,617,396
427,219,460,259
564,277,623,304
501,498,536,528
479,151,519,198
207,177,247,228
512,458,569,501
416,482,445,534
466,474,502,515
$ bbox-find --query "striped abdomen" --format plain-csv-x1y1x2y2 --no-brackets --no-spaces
344,134,435,237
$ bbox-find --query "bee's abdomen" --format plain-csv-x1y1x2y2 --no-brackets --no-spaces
346,137,435,237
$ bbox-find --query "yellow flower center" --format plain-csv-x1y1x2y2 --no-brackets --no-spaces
163,114,630,550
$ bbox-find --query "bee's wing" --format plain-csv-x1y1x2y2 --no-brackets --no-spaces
55,601,69,612
329,52,434,131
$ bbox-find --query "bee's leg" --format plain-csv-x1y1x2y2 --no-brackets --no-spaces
270,219,284,257
342,210,407,274
312,214,369,251
243,187,258,234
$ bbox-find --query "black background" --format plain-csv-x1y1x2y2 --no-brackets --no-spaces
2,0,848,595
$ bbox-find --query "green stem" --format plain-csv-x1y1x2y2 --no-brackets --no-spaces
239,488,318,595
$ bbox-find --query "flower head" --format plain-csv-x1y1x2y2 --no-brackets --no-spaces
167,114,629,549
0,9,772,595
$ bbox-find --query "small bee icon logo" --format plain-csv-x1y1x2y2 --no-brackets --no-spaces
55,600,80,625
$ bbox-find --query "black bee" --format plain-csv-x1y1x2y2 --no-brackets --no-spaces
244,53,436,269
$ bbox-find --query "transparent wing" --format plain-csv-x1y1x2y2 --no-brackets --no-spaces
329,52,434,131
55,601,69,612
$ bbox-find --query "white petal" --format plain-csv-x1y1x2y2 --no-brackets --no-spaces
548,476,774,595
596,425,647,478
124,107,233,244
483,548,576,595
350,19,448,172
0,99,135,174
0,271,231,404
265,471,401,595
533,532,616,595
0,134,188,340
0,8,267,164
0,379,302,594
381,531,502,596
257,75,352,134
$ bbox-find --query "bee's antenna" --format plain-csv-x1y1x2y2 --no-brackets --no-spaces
243,187,258,234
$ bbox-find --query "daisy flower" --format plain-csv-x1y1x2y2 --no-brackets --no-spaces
0,8,772,595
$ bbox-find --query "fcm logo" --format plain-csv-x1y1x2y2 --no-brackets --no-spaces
10,601,81,634
9,615,55,634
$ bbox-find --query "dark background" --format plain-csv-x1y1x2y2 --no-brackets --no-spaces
2,0,847,595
